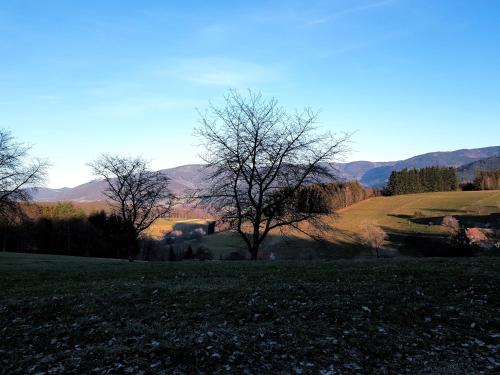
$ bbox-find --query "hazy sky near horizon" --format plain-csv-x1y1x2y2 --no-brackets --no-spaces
1,0,499,188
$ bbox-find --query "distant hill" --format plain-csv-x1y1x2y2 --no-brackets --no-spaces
33,164,209,202
457,156,500,182
332,161,396,181
33,146,500,201
360,146,500,186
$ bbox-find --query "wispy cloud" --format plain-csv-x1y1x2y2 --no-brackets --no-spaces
307,0,397,26
163,57,284,87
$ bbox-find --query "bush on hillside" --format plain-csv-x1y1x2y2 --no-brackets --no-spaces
359,222,387,258
190,228,206,240
442,216,460,236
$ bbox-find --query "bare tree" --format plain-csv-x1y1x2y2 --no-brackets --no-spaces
195,90,350,260
359,222,387,258
442,216,460,236
89,155,175,258
0,129,47,222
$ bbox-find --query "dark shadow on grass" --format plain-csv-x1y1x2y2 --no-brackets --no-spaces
388,213,500,229
421,208,470,214
379,225,483,257
255,231,369,260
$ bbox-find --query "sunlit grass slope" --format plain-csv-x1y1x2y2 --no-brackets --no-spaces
193,191,500,258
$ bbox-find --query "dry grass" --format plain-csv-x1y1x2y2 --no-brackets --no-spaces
327,190,500,239
1,252,498,374
146,218,212,240
193,191,500,259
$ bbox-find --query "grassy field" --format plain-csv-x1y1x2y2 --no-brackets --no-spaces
331,190,500,237
192,190,500,259
0,252,498,374
145,218,212,240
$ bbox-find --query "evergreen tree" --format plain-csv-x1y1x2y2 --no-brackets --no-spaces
387,166,459,195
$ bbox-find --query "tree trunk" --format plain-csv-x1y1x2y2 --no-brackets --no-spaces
250,224,261,260
127,229,138,261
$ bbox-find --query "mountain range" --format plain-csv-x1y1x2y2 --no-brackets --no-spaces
456,156,500,182
33,146,500,202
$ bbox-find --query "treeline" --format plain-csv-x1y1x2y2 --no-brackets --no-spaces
296,181,376,213
0,203,135,258
386,167,459,195
472,170,500,190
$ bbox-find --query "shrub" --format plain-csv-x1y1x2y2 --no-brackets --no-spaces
190,228,206,241
461,182,476,191
442,216,460,236
169,230,183,239
359,222,387,258
413,211,425,218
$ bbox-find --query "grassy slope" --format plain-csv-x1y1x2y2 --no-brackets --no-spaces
192,191,500,259
328,190,500,240
0,252,499,374
145,218,211,240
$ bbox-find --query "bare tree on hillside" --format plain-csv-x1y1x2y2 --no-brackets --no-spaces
89,155,175,258
0,129,47,223
195,90,350,260
359,222,387,258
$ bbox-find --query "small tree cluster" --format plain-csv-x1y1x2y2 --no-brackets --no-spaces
295,181,375,214
0,206,136,258
387,166,458,195
473,170,500,190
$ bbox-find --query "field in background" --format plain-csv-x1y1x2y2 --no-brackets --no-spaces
146,218,212,239
27,191,499,259
1,252,498,374
191,190,500,259
26,201,213,240
327,190,500,241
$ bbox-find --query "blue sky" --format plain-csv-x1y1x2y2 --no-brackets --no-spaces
1,0,499,188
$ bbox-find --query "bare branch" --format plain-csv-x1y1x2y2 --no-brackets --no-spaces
89,155,176,255
0,129,48,222
194,90,350,259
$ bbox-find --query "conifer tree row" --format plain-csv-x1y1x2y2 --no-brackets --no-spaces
295,181,375,213
387,166,458,195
